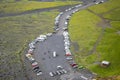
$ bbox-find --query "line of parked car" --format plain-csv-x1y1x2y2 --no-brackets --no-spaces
94,0,104,4
61,4,86,69
25,54,42,76
63,31,79,69
49,65,67,77
54,12,63,31
54,4,82,32
26,33,53,76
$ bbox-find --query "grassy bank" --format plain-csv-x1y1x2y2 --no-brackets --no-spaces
69,0,120,78
0,1,80,14
0,10,59,80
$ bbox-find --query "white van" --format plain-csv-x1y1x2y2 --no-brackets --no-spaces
53,51,57,57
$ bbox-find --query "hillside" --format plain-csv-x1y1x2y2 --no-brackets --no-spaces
69,0,120,79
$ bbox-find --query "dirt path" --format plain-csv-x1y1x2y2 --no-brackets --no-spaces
86,9,111,59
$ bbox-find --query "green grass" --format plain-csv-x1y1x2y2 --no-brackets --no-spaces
69,0,120,78
0,10,59,80
0,1,80,14
89,0,120,14
103,8,120,21
69,10,102,54
0,9,58,55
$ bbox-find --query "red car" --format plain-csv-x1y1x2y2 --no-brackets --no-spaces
32,61,38,67
70,63,78,68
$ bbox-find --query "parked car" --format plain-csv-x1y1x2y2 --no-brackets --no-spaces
28,49,34,54
64,36,69,39
33,66,42,75
59,12,63,15
72,11,76,14
36,70,42,76
46,33,52,37
32,61,38,67
65,9,68,11
55,20,59,26
65,49,72,56
64,41,70,46
57,65,63,70
63,27,68,31
52,71,58,76
56,71,61,75
33,66,39,72
63,31,69,36
59,70,64,74
65,46,69,50
68,8,71,10
64,40,70,43
49,72,54,77
66,15,71,20
25,54,35,62
29,43,35,49
36,35,47,42
95,1,104,4
70,62,78,68
53,51,57,57
75,4,82,7
65,21,68,26
75,9,79,12
66,57,73,60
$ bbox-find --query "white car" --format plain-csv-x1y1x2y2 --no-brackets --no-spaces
64,36,69,39
55,15,60,21
63,31,69,36
25,54,35,61
36,71,42,76
66,15,71,20
65,9,68,11
29,43,35,48
75,4,82,8
28,49,34,54
59,12,63,15
65,42,70,46
65,46,69,50
56,71,61,75
57,65,63,70
37,35,47,41
63,27,68,30
53,51,57,57
66,57,73,60
55,20,59,26
75,9,79,12
95,1,104,4
68,8,71,11
64,39,70,43
46,33,52,37
65,21,68,25
36,37,45,42
49,72,54,77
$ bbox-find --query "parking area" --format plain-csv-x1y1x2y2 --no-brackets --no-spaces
24,0,107,79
